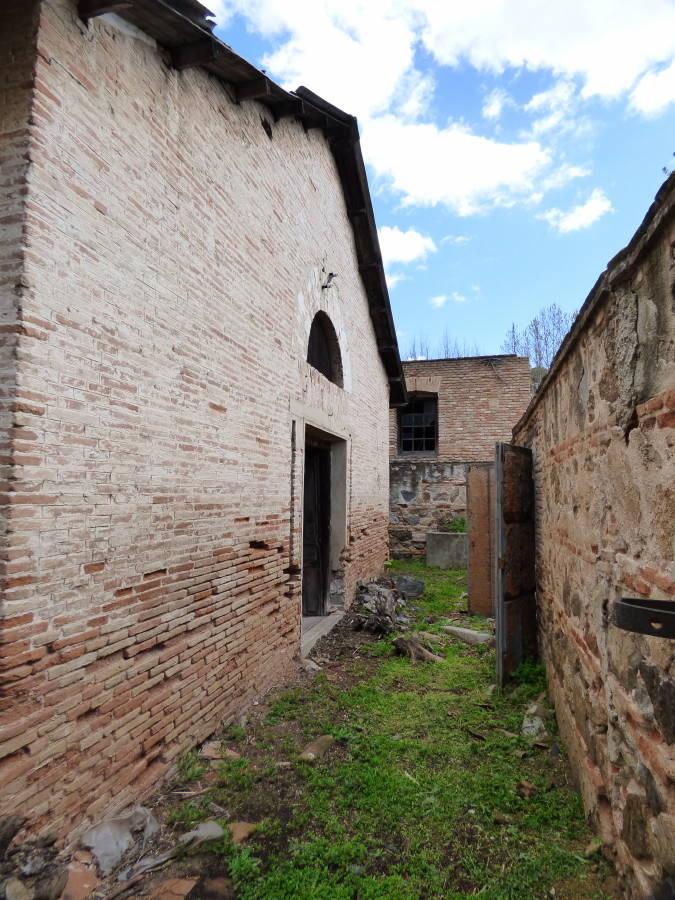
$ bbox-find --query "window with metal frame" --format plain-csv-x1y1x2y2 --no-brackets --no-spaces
399,394,437,453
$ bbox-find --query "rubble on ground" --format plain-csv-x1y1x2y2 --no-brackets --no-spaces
441,625,493,646
299,735,336,761
393,635,443,663
200,741,241,762
0,817,68,900
81,806,159,876
353,575,422,633
394,575,425,599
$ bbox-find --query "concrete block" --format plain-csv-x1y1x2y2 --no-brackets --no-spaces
426,532,468,569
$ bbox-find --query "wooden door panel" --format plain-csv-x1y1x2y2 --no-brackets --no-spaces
495,443,537,687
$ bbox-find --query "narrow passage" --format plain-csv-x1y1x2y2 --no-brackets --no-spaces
102,563,617,899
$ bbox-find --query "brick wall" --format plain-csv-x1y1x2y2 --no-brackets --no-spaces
0,1,39,605
389,356,531,556
513,176,675,896
0,1,390,839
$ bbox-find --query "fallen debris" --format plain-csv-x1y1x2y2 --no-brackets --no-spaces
61,860,99,900
194,877,235,898
521,713,547,740
522,699,550,740
414,630,445,646
301,658,322,675
353,581,405,633
0,817,25,859
228,822,256,845
4,877,31,900
441,625,493,646
118,848,175,883
201,741,241,762
492,811,513,826
0,831,67,900
150,877,198,899
516,780,537,799
81,806,159,875
394,575,425,599
299,735,336,761
179,821,226,847
393,636,443,663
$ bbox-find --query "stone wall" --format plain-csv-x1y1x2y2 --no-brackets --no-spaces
389,356,531,556
0,1,391,839
513,175,675,897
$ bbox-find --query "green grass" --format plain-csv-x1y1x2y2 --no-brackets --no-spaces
167,563,613,899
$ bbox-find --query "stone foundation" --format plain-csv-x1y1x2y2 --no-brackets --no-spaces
389,461,467,556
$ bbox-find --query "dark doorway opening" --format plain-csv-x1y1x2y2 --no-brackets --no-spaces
302,440,331,616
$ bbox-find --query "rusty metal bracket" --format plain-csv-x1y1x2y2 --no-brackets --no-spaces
613,597,675,638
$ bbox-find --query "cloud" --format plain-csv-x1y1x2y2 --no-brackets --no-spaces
539,188,613,233
365,116,550,215
217,1,675,127
430,291,466,308
221,0,421,120
413,1,675,102
385,270,406,290
523,80,585,137
630,59,675,115
214,0,675,221
482,88,511,121
441,234,470,245
378,226,437,266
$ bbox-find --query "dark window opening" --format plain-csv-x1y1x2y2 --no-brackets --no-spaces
399,394,437,453
307,312,343,387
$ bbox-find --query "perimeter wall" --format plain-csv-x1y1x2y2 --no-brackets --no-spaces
513,175,675,896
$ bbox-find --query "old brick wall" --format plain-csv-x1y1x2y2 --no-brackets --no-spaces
0,1,39,605
389,356,531,556
0,1,390,838
513,176,675,896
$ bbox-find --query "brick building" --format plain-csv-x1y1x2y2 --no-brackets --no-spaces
0,0,406,837
511,175,675,897
388,355,531,556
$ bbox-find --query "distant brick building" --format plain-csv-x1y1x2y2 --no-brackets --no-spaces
389,356,531,556
0,0,405,837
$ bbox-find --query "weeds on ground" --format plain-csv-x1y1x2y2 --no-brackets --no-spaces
175,750,207,784
166,563,613,899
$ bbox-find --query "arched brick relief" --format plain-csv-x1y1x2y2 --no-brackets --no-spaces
296,265,352,392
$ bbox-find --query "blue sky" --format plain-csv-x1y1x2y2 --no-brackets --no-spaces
211,1,675,358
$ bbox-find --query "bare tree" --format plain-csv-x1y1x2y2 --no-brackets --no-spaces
501,303,575,368
405,330,481,360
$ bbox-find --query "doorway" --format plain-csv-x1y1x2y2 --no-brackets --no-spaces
302,440,331,617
